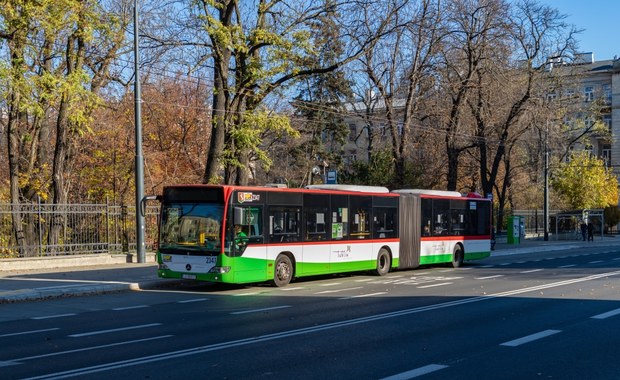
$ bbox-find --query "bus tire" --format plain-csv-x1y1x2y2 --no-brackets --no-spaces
452,244,464,268
374,248,391,276
272,254,293,287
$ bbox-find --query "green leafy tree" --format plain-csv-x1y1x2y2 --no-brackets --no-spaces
551,151,618,209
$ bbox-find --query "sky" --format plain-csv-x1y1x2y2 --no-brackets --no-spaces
541,0,620,61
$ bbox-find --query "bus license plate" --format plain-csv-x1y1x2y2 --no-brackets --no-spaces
182,274,196,280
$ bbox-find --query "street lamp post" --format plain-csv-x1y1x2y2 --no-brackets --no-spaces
543,122,549,241
134,0,145,263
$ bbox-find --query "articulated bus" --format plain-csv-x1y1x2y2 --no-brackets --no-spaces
153,184,491,286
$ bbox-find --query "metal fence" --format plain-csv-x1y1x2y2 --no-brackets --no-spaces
0,201,159,258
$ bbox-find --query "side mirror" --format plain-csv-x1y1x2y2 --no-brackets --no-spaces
140,195,160,217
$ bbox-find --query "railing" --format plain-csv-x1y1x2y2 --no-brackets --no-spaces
0,201,159,258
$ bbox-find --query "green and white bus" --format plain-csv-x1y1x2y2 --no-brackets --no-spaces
153,184,491,286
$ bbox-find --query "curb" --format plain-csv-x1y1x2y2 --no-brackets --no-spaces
0,280,172,304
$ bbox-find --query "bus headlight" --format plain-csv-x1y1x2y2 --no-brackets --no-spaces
208,266,231,274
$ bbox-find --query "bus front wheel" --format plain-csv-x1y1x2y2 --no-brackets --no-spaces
272,254,293,287
452,244,464,268
375,248,391,276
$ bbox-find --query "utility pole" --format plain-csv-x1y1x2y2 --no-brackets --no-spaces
134,0,146,263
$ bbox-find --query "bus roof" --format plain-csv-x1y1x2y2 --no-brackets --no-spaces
305,184,390,193
392,189,463,197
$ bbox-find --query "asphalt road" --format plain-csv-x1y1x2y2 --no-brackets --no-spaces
2,244,620,379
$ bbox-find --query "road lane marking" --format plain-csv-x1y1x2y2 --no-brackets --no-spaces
417,283,452,289
339,292,387,299
589,260,604,264
591,308,620,320
314,287,363,294
500,330,561,347
31,313,76,320
177,298,208,303
0,328,59,338
475,275,504,280
520,269,543,274
354,278,374,283
233,292,261,296
68,323,161,338
278,287,306,291
558,264,576,268
5,335,173,365
112,305,149,311
230,306,292,315
380,364,448,379
319,282,342,287
479,265,494,268
32,269,620,379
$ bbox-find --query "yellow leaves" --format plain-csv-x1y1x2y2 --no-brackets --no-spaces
551,150,619,209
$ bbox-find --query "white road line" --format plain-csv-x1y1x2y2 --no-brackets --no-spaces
177,298,208,303
479,265,494,268
417,282,453,289
319,282,342,287
380,364,448,380
31,270,620,379
613,257,620,261
0,328,59,338
278,287,306,291
31,313,76,320
6,335,173,364
589,260,604,264
68,323,162,338
520,269,543,274
314,287,363,294
112,305,149,311
354,278,374,283
499,263,512,266
475,275,504,280
230,305,292,315
558,264,576,268
233,292,261,296
591,308,620,320
500,330,561,347
339,292,387,299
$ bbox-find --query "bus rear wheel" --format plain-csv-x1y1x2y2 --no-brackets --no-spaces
374,248,391,276
452,244,464,268
272,254,293,287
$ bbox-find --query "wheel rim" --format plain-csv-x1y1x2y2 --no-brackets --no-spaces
276,260,291,282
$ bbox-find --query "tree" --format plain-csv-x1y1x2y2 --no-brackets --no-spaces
0,0,129,255
355,0,442,188
289,1,352,186
142,0,396,185
551,150,618,210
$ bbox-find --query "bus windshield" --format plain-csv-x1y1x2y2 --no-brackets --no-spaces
159,203,224,253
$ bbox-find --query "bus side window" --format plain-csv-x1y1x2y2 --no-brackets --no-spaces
268,207,301,243
305,208,328,241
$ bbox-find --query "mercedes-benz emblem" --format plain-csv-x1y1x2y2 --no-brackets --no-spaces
186,264,192,271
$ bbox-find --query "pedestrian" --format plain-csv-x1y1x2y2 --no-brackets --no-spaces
580,221,587,241
587,221,594,241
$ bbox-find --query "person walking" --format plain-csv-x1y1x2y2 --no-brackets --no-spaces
580,221,587,241
587,221,594,242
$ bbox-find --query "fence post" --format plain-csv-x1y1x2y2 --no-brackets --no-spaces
37,196,43,256
106,197,110,253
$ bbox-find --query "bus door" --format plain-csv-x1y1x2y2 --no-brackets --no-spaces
398,193,421,269
230,205,267,281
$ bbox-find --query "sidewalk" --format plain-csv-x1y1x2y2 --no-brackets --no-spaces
1,236,619,303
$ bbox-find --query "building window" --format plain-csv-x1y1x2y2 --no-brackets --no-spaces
349,124,357,142
603,84,612,104
602,145,611,167
603,114,612,130
584,86,594,102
